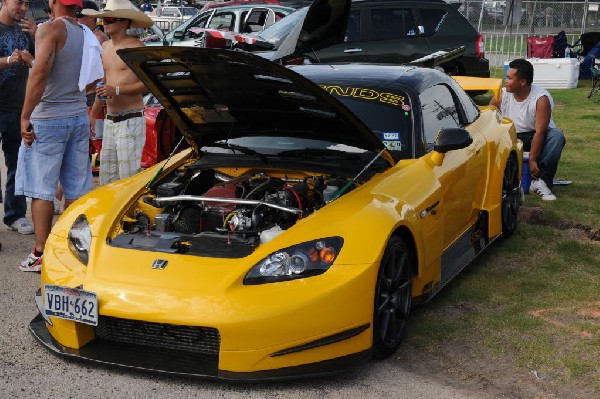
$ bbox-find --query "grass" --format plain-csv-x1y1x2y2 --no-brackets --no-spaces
406,76,600,395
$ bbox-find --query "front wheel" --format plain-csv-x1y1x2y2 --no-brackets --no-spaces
373,235,414,359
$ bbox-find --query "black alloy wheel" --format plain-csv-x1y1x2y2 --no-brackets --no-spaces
501,153,520,237
373,235,413,359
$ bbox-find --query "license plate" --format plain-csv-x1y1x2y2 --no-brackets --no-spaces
44,285,98,326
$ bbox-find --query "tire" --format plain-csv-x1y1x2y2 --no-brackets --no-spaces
501,153,520,237
372,235,414,359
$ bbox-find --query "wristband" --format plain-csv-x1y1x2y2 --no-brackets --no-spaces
115,85,120,96
6,55,11,65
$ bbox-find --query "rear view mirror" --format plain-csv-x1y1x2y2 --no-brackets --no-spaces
433,128,473,153
173,31,184,40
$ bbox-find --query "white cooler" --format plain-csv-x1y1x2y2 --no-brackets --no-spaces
503,58,580,89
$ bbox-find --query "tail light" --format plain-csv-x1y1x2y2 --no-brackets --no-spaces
475,34,485,58
283,56,307,65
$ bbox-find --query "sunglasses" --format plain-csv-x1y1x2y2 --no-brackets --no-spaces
103,17,128,24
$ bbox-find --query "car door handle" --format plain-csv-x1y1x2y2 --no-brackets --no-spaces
344,48,363,53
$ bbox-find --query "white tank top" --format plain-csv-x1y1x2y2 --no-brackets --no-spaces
500,84,556,133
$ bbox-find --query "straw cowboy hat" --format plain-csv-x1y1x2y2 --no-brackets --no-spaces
82,0,153,28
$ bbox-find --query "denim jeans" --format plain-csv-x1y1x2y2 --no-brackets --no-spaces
517,127,566,188
15,113,92,201
0,111,27,225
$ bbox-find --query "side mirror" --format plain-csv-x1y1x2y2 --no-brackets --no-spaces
173,31,184,40
433,128,473,154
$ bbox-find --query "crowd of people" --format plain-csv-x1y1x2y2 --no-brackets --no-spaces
0,0,152,270
0,0,566,271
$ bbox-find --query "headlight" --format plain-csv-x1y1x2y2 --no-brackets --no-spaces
68,214,91,265
244,237,343,285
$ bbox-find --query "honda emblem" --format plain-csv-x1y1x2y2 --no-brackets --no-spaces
151,259,168,270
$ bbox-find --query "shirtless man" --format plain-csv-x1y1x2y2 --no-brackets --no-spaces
86,0,152,185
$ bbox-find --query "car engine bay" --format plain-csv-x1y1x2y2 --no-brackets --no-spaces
110,164,358,258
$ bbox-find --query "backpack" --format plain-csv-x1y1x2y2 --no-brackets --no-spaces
527,36,554,58
553,30,568,58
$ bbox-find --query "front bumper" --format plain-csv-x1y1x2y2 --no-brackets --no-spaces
29,313,371,381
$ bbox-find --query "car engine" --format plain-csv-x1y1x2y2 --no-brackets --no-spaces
110,166,354,257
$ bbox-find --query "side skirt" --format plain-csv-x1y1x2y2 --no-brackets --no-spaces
416,211,497,303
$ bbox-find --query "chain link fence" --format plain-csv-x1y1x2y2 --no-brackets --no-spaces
456,1,600,66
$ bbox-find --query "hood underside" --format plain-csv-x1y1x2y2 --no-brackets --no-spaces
118,47,385,154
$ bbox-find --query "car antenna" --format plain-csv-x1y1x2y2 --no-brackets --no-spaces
330,148,386,201
146,136,186,189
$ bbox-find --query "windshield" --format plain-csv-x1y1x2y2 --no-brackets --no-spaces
256,6,307,48
183,7,198,16
205,136,367,154
164,11,209,41
321,86,413,159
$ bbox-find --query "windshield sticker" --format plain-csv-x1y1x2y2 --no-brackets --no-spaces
383,141,403,151
383,132,400,140
320,85,406,107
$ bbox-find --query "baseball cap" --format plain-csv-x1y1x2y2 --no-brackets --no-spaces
59,0,84,7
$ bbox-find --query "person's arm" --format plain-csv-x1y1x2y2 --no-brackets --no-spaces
20,22,58,146
489,89,502,109
102,81,148,97
89,93,105,136
529,95,552,179
1,49,21,70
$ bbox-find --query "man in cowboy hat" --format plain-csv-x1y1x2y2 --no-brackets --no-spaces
17,0,96,271
85,0,153,185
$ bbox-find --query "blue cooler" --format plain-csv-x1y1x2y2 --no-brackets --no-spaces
521,152,531,193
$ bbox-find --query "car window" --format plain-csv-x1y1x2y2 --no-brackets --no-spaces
162,8,180,17
344,10,361,43
183,7,197,16
323,85,413,159
208,11,235,30
370,8,417,40
419,9,447,35
419,84,461,150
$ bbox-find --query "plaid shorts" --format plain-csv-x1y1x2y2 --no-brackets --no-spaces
99,110,146,185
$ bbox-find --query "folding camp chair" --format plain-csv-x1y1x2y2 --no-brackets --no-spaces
589,57,600,102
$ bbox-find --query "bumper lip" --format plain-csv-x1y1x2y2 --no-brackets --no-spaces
29,313,372,382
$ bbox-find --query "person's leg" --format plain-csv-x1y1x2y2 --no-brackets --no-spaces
31,198,54,252
60,113,93,210
16,118,66,270
115,115,146,180
538,127,566,188
99,119,119,185
0,111,28,228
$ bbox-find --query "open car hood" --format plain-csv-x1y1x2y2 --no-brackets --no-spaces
272,0,351,60
118,47,386,154
408,46,466,69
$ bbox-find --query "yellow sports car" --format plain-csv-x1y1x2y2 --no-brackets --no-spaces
30,47,522,381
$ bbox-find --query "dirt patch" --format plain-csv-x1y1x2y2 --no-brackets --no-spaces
519,206,600,242
398,339,596,399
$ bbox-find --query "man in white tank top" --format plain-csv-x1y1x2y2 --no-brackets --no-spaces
490,59,566,201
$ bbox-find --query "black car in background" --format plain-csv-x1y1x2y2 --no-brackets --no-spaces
237,0,490,78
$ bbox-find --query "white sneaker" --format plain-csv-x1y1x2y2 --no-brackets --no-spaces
19,249,43,272
53,197,63,215
8,217,34,235
529,179,557,201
